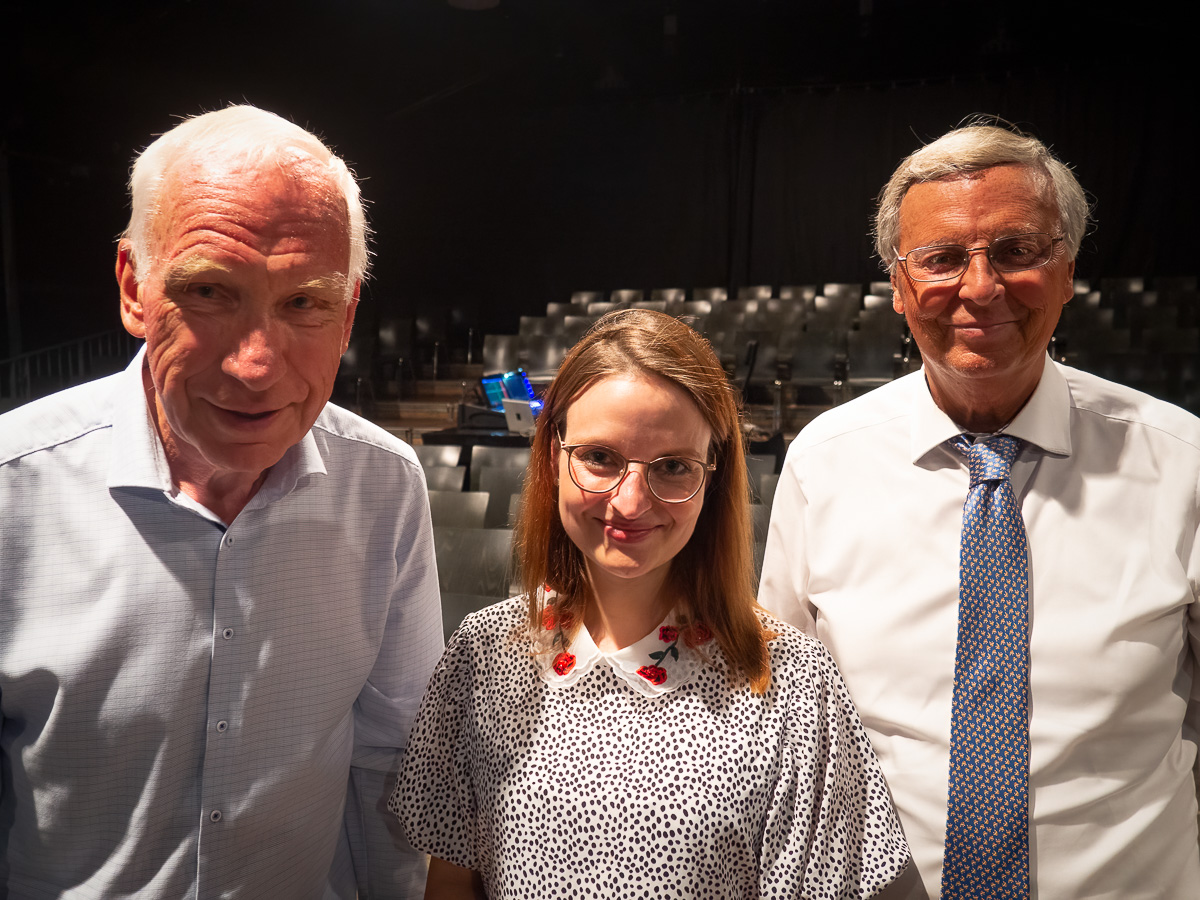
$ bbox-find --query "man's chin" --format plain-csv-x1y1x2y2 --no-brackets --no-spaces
937,347,1029,378
166,434,297,487
207,441,294,475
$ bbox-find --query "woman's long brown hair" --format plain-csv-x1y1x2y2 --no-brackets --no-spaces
515,309,771,692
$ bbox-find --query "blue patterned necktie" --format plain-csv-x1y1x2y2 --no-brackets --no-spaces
941,434,1030,899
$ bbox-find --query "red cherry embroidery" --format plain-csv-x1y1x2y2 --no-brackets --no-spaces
552,652,576,676
683,623,713,647
637,665,668,685
659,626,679,642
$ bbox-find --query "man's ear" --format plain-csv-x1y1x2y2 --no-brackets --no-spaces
340,280,361,354
891,270,905,315
1061,259,1076,305
116,241,146,339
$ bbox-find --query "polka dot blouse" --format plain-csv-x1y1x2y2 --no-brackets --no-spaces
390,597,909,898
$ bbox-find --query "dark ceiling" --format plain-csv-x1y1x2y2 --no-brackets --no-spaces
9,2,1174,134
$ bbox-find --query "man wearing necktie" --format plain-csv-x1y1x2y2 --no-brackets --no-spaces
760,120,1200,898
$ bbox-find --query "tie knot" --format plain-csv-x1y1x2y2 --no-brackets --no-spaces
956,434,1019,486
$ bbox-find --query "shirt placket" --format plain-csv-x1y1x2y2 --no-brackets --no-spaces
196,524,249,894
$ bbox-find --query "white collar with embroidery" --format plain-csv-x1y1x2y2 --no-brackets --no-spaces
536,600,716,698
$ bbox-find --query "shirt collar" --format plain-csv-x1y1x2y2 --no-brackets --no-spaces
107,346,174,493
537,604,715,698
106,345,328,507
248,426,327,510
910,354,1072,467
1004,357,1072,457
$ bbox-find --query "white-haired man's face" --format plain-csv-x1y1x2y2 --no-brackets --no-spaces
118,157,358,493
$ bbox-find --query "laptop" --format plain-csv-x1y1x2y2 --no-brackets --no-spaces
480,373,508,412
481,368,544,433
502,399,538,436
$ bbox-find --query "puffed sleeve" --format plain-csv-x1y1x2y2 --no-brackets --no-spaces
759,632,910,898
387,619,481,870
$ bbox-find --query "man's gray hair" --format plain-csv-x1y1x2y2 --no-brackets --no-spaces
123,105,369,286
873,118,1090,273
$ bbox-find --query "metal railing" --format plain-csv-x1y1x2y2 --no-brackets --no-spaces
1,330,141,410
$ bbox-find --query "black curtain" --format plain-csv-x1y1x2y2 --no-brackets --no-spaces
359,65,1195,350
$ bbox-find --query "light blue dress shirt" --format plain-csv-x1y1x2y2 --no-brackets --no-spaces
0,349,445,898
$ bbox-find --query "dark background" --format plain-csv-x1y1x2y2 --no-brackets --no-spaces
3,0,1195,363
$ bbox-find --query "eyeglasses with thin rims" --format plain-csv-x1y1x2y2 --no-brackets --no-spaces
896,232,1065,283
558,441,716,503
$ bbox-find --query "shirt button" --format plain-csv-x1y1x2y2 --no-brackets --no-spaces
216,720,228,733
222,628,234,640
210,810,222,823
225,534,235,547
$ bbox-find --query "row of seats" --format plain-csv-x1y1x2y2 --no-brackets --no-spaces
568,285,844,305
570,276,1198,308
485,283,912,399
335,274,1197,413
483,275,1200,411
1053,278,1200,412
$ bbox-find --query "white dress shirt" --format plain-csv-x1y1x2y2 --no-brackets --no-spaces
760,356,1200,899
0,350,445,899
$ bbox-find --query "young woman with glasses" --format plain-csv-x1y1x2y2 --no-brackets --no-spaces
390,309,908,898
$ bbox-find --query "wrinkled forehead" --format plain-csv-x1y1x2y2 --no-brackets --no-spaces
915,164,1055,206
152,152,350,247
898,164,1060,239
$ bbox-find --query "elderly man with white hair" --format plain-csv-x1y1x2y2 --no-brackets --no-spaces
0,106,444,898
761,121,1200,898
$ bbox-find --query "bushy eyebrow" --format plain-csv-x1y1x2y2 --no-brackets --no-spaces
161,258,233,293
911,225,1047,250
161,259,350,299
295,274,350,297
